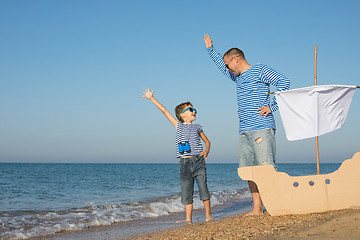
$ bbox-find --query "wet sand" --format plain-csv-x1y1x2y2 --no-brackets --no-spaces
130,208,360,240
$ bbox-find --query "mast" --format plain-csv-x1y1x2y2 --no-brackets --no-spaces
314,45,320,175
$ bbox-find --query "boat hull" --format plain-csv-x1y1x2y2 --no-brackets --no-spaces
238,152,360,216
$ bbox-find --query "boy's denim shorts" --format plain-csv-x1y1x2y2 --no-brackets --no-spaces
179,155,211,205
238,128,277,168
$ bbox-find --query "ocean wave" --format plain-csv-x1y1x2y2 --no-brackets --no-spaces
0,188,250,239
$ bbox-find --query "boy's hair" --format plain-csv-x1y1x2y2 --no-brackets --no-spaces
175,102,192,122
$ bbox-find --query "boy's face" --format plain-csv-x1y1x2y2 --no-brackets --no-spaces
180,105,197,123
223,55,241,76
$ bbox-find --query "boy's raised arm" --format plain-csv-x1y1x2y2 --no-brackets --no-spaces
142,88,178,128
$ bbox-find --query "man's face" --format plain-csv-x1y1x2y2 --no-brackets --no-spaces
223,55,240,76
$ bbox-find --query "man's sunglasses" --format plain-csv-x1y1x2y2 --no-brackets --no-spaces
179,107,197,118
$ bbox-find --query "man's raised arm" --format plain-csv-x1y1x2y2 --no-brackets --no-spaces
203,34,235,81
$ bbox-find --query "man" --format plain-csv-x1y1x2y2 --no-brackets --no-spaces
203,34,290,216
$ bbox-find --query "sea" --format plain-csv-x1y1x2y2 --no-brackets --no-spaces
0,162,341,240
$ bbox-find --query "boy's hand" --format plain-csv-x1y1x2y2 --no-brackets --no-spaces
200,150,209,160
141,88,178,127
142,88,154,99
203,34,213,48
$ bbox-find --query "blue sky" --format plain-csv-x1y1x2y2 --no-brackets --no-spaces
1,0,359,163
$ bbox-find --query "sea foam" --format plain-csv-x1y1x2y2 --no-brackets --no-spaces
0,188,250,239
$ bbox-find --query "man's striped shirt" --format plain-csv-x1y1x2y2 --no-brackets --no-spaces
176,122,203,158
207,46,290,134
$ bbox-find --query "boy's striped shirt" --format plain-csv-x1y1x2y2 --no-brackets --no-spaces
176,122,203,158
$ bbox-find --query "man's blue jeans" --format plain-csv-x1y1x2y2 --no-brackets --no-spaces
238,128,277,168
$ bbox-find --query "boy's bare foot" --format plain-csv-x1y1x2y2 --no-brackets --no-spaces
176,220,192,224
242,209,263,217
205,217,213,222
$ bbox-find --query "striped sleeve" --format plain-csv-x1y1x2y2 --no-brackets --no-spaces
260,65,290,112
207,46,237,82
197,124,203,134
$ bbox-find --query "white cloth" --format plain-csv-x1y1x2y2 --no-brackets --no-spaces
275,85,356,141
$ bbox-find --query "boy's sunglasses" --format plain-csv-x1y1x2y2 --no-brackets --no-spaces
179,107,197,118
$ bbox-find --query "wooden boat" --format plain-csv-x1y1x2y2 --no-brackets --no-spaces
238,152,360,216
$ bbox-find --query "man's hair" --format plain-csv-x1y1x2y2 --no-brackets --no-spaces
175,102,192,122
224,48,245,60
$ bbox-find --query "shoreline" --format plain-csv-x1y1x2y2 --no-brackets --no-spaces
33,207,360,240
129,208,360,240
31,199,253,240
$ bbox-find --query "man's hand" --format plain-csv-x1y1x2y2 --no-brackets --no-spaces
258,106,271,117
204,34,213,48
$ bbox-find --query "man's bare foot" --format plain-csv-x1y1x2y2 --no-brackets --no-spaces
176,220,192,224
242,209,263,217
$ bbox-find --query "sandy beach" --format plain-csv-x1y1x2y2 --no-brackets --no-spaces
129,208,360,240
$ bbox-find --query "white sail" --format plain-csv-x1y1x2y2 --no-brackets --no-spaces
275,85,356,141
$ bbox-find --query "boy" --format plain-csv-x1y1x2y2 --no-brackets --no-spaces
142,88,212,224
